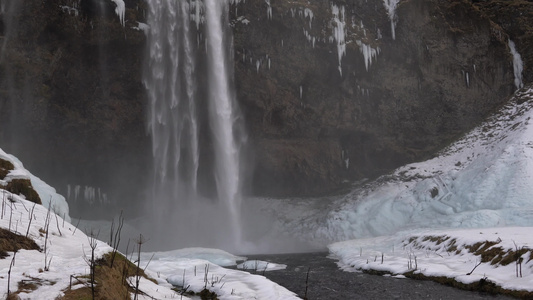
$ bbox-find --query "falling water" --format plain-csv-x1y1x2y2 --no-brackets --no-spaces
143,0,246,251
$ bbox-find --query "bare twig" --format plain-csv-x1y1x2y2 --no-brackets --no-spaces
7,250,17,297
466,260,482,275
26,203,36,238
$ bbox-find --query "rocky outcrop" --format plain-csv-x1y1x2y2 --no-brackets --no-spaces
0,0,529,214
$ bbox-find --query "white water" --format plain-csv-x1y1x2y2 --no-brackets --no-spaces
204,0,246,247
144,0,246,251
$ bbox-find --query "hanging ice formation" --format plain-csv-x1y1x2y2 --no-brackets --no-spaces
144,0,247,249
110,0,126,26
356,40,380,71
383,0,400,40
304,8,314,28
508,39,524,90
331,4,346,76
265,0,272,20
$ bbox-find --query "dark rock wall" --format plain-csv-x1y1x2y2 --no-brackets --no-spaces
0,0,149,217
0,0,529,216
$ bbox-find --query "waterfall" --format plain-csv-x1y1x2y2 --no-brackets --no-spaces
143,0,246,251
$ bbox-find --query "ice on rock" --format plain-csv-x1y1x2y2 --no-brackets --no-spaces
61,6,79,16
342,150,350,169
331,4,346,76
508,39,524,90
383,0,400,40
304,8,314,28
111,0,125,26
356,40,380,71
265,0,272,20
303,29,316,48
132,22,149,32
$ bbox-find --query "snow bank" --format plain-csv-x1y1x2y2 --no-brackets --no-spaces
142,255,299,300
237,260,287,272
329,227,533,293
141,247,246,267
0,148,70,223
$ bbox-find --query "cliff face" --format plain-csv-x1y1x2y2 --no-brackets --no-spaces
0,0,148,216
0,0,529,213
232,0,517,195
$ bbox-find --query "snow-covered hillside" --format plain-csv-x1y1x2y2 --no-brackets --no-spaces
0,191,186,299
0,149,70,223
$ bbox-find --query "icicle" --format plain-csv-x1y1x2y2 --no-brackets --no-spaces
341,150,350,169
356,40,380,71
304,8,314,28
299,85,303,99
331,4,346,76
265,0,272,20
256,60,261,73
508,39,524,90
111,0,126,26
382,0,400,40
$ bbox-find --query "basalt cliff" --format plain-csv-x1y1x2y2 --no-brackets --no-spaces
0,0,531,216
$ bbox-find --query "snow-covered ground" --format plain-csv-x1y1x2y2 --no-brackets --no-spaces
329,227,533,293
139,249,297,300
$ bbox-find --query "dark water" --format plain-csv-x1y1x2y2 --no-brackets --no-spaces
246,252,513,300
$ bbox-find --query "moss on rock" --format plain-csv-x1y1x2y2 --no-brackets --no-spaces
0,158,15,180
5,179,42,204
